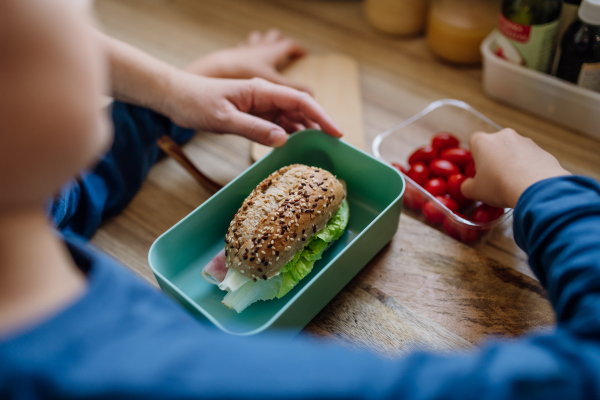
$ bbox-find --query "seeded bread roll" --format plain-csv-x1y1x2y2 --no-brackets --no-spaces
224,164,344,282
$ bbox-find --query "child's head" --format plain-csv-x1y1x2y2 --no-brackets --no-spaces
0,0,111,212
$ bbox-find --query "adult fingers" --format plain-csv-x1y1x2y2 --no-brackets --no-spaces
282,110,320,130
223,109,289,147
247,30,262,45
261,69,313,94
250,78,342,138
264,29,284,43
251,110,281,123
278,115,305,134
273,38,307,66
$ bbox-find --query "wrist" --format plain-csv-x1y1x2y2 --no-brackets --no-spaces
150,64,180,118
509,168,571,209
158,70,215,130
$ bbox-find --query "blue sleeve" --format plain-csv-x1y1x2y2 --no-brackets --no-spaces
47,101,194,239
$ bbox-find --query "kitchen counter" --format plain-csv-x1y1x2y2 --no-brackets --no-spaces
93,0,600,356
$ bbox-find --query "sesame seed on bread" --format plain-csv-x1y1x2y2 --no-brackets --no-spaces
224,164,344,281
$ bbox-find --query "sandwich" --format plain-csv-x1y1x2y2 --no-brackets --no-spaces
202,164,349,313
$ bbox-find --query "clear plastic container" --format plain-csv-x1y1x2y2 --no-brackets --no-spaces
481,31,600,140
372,99,513,243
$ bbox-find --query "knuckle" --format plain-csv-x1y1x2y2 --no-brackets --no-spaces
501,128,518,137
472,131,485,140
250,77,268,87
213,109,230,125
296,91,312,102
470,131,485,146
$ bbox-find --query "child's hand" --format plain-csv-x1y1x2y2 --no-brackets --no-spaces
162,74,342,147
185,29,311,93
461,129,569,209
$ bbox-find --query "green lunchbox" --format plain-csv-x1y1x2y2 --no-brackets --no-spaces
148,130,405,337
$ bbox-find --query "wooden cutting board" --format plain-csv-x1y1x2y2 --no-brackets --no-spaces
251,53,364,161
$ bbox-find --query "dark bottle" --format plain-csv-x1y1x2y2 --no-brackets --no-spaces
552,0,583,74
556,0,600,92
498,0,563,72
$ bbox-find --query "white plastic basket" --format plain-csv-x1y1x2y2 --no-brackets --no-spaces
481,31,600,141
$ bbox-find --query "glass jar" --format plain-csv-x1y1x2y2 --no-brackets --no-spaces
427,0,500,64
364,0,429,35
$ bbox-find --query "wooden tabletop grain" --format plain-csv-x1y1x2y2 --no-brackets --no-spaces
92,0,600,357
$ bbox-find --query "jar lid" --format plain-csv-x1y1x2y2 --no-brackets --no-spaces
579,0,600,25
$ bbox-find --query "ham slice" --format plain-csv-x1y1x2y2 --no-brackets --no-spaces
202,249,228,283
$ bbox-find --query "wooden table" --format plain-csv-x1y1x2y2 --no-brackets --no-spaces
93,0,600,357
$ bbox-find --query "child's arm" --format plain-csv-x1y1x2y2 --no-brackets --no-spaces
461,129,598,328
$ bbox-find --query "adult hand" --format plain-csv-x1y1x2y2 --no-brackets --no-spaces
461,129,569,209
161,73,342,147
185,29,311,93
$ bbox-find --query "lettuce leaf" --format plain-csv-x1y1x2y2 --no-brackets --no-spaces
316,198,350,243
277,198,349,298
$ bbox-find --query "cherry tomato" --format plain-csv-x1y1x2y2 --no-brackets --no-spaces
423,178,447,196
472,204,504,223
429,159,460,179
403,186,427,210
446,173,472,207
431,132,460,151
440,148,473,168
408,146,438,166
391,162,407,174
442,216,461,240
407,162,430,186
422,202,445,224
459,225,479,244
438,196,459,213
443,216,479,244
422,196,459,224
465,161,476,178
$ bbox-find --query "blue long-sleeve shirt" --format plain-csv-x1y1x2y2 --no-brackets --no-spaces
1,102,600,399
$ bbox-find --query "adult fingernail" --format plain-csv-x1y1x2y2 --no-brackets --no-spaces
328,120,342,136
268,129,288,147
333,125,343,137
300,85,313,95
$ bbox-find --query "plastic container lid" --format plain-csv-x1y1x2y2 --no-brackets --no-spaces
579,0,600,25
